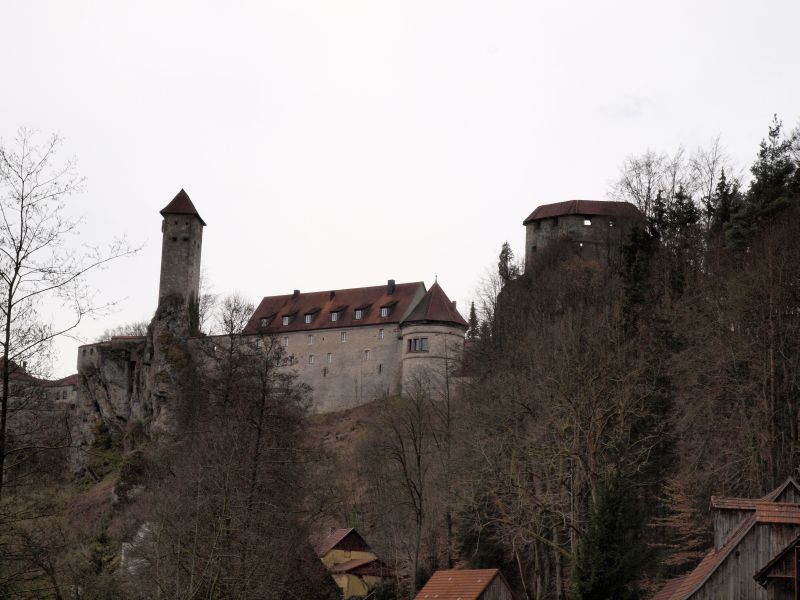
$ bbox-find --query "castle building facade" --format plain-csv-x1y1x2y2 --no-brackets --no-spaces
243,279,467,412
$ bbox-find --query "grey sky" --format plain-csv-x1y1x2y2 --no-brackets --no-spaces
1,0,798,377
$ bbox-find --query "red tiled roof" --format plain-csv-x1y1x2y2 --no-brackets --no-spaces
523,200,642,224
243,282,426,334
414,569,506,600
403,282,468,329
754,502,800,524
710,496,758,510
44,373,80,388
160,189,206,226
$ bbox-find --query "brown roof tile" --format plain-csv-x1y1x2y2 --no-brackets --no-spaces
160,189,206,226
414,569,506,600
402,282,468,329
244,282,426,335
523,200,642,224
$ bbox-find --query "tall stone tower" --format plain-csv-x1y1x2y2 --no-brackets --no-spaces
158,189,205,326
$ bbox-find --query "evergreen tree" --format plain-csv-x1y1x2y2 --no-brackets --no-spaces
573,471,648,600
707,169,741,234
727,115,798,247
497,241,518,284
467,301,479,339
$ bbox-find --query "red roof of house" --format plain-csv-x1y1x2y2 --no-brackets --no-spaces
403,282,468,329
523,200,642,224
414,569,507,600
160,189,206,226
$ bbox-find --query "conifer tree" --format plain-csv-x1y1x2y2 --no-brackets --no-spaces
573,472,647,600
497,241,518,284
467,302,479,339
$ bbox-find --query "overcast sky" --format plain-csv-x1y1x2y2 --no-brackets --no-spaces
2,0,799,377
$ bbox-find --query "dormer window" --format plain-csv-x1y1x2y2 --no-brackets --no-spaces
354,309,364,320
380,307,390,318
330,311,339,322
305,314,313,324
260,315,273,328
282,316,290,326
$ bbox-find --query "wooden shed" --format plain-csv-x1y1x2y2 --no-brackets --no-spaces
654,477,800,600
414,568,513,600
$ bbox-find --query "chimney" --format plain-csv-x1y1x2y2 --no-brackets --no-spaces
388,279,396,295
330,290,335,300
452,301,457,309
293,289,300,298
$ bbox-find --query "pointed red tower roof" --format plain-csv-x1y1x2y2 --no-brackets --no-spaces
160,189,206,226
403,282,468,329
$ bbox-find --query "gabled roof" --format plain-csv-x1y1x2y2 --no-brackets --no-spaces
310,527,371,558
160,189,206,226
414,569,508,600
523,199,642,224
710,477,800,510
402,282,468,329
243,282,426,334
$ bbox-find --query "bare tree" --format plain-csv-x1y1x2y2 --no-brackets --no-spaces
0,128,136,499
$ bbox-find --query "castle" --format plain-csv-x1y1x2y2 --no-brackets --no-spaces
75,190,468,423
57,192,642,456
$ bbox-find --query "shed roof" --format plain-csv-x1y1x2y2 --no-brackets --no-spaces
414,569,507,600
160,189,206,226
523,200,642,224
403,282,468,329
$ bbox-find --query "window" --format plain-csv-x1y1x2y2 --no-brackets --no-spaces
533,221,541,230
378,363,383,374
553,217,559,226
282,336,289,347
282,315,290,326
330,311,339,322
363,349,370,361
308,334,314,345
609,220,615,227
260,317,271,328
62,390,68,400
341,331,348,342
531,245,537,253
323,367,328,377
327,353,333,364
378,328,385,340
583,218,592,226
82,348,86,357
354,309,364,320
380,306,389,318
304,313,313,324
407,337,430,352
308,354,315,364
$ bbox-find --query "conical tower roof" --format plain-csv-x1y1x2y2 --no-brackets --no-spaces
160,189,206,225
403,282,468,328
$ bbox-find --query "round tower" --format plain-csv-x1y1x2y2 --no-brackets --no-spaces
400,282,468,390
158,189,205,323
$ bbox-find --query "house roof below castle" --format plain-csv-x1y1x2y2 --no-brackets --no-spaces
522,199,642,225
160,189,206,226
